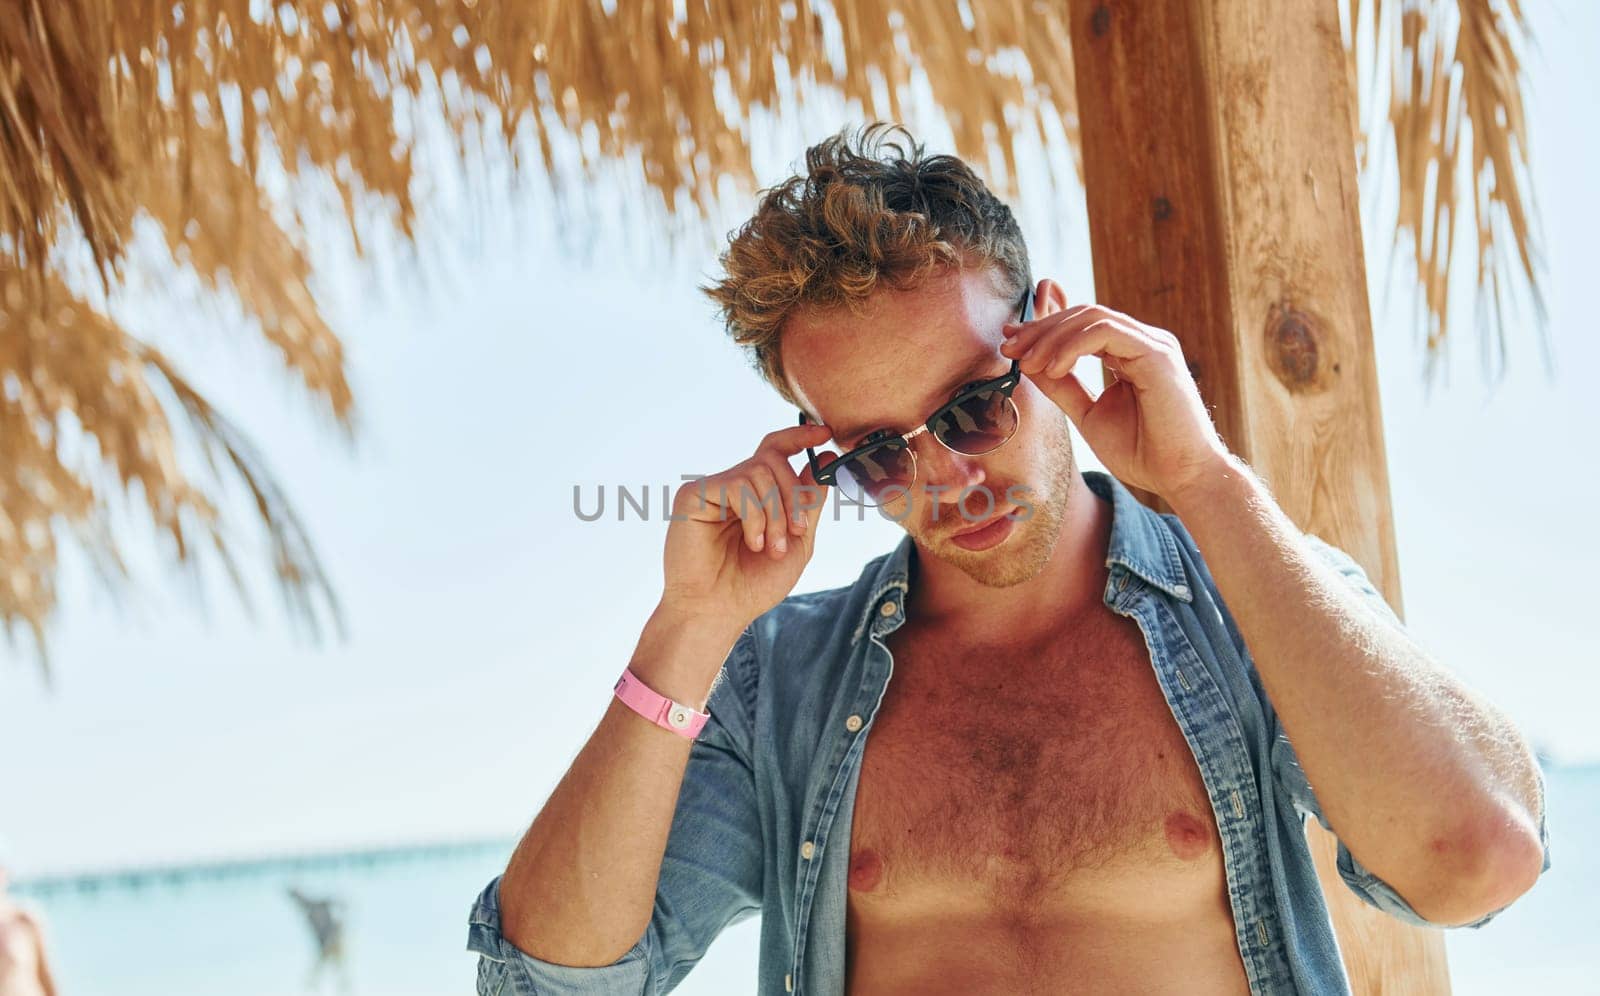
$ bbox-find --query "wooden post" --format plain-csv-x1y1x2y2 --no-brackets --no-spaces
1066,1,1449,993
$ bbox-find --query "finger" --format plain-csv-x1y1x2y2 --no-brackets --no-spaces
1000,304,1095,352
1009,308,1145,366
673,474,728,524
798,449,837,538
1033,317,1160,383
1030,368,1098,425
1002,314,1094,373
756,451,808,536
1000,310,1065,356
728,474,768,553
742,464,788,556
795,462,829,549
1010,322,1080,377
761,422,836,456
1046,338,1095,379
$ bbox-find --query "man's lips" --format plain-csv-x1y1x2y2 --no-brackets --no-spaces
948,505,1016,538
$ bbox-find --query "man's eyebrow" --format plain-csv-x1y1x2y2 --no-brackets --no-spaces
830,352,1001,445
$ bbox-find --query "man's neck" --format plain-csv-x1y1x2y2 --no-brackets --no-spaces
902,472,1113,646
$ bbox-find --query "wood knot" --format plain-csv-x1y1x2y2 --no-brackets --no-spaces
1152,196,1173,222
1265,304,1336,393
1091,5,1111,37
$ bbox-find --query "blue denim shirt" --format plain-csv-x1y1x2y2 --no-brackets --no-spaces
469,469,1551,995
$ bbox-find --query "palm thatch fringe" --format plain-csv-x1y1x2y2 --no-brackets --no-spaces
1359,0,1545,381
0,263,342,675
0,0,1542,659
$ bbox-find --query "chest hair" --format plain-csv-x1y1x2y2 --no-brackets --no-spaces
850,608,1217,901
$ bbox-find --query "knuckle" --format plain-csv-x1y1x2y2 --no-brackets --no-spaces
748,465,777,490
671,481,704,510
767,453,799,480
738,499,762,525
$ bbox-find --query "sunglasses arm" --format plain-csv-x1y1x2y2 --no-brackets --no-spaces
797,410,837,485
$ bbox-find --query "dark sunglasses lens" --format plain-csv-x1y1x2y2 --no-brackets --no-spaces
835,444,916,506
932,389,1018,454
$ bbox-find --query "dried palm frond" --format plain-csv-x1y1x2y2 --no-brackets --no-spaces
0,0,1542,662
1,0,371,668
1351,0,1545,381
0,264,341,674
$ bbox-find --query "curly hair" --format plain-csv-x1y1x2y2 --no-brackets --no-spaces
701,122,1031,405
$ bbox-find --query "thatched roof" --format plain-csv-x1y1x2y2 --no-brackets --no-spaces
0,0,1541,664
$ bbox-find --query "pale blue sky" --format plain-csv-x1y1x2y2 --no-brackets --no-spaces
2,2,1597,878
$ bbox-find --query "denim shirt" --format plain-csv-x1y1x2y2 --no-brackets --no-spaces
468,469,1551,995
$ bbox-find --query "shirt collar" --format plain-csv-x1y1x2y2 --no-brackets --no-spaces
851,469,1194,644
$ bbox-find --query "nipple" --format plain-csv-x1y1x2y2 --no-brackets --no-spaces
1163,810,1212,861
848,848,884,891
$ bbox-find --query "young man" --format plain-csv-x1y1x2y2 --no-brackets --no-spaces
468,123,1550,995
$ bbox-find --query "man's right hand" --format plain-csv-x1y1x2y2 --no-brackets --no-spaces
658,423,834,639
493,423,837,970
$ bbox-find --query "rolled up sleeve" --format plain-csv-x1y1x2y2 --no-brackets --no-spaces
468,874,652,994
1271,533,1553,929
467,627,766,993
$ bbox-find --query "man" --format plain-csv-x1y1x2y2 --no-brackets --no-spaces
0,849,57,996
287,886,349,993
468,123,1550,994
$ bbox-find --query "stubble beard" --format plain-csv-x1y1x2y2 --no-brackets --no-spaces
918,421,1077,588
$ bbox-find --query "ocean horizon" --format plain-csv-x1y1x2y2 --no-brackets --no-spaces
17,763,1594,995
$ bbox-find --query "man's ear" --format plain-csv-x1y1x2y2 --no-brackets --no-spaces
1034,277,1070,319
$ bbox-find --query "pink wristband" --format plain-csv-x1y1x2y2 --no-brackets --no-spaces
613,667,710,739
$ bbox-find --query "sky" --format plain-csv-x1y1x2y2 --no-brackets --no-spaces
2,1,1597,878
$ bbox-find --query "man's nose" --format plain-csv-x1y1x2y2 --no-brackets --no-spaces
916,437,987,497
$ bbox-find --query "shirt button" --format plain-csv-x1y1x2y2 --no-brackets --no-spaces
879,601,897,617
1173,583,1190,598
845,714,864,732
800,840,815,860
785,972,794,991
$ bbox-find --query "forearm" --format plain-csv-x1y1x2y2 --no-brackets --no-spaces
498,603,743,965
1167,455,1545,919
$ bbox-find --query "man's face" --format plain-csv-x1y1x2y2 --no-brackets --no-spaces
784,266,1077,587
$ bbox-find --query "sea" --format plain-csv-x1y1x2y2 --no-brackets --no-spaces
16,764,1595,995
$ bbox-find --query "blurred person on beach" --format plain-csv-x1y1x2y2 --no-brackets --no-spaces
469,123,1551,994
0,843,57,996
287,887,349,993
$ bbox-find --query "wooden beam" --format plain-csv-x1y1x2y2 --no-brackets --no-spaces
1067,1,1447,992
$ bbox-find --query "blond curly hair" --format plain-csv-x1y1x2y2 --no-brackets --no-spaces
701,122,1031,405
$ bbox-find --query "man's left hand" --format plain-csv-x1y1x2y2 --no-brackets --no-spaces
1000,302,1231,501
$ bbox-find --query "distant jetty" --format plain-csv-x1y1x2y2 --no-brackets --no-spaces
13,836,513,898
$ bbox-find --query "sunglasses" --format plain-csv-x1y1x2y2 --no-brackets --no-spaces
798,285,1033,507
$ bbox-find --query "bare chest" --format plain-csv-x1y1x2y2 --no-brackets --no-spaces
847,608,1225,914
